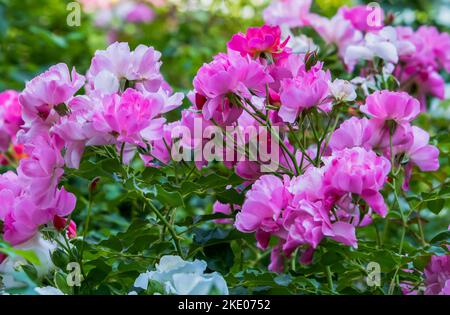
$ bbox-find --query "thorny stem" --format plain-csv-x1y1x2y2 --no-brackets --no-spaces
143,195,183,258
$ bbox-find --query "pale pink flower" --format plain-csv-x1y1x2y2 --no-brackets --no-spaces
19,63,85,124
51,95,116,168
86,42,163,95
340,5,384,32
92,88,165,147
263,0,312,28
288,167,325,202
307,13,363,59
140,121,181,167
0,171,76,245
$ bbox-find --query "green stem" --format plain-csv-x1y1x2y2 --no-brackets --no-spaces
326,266,334,293
80,192,93,259
145,196,183,258
417,210,427,246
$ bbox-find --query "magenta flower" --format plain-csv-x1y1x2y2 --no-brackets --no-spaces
19,63,85,124
0,90,23,151
235,175,291,248
140,121,181,167
268,243,285,273
16,134,66,207
329,117,376,152
424,255,450,295
360,91,421,124
283,199,333,250
395,26,450,110
322,147,391,217
279,65,331,123
399,26,450,73
405,126,440,172
227,25,290,60
53,215,77,239
193,51,272,125
340,5,384,32
0,171,76,245
212,201,239,224
400,126,440,190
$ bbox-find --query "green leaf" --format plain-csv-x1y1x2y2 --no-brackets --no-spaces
430,230,450,245
427,199,445,214
0,243,40,266
198,243,235,274
155,185,184,207
51,248,70,269
54,271,72,294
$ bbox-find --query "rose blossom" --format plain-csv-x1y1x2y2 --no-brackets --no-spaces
86,42,163,95
92,88,165,148
228,25,290,60
360,90,420,124
132,255,229,295
423,255,450,295
192,51,272,125
398,126,440,190
0,90,23,151
19,63,85,125
235,175,291,249
279,64,331,123
328,79,357,102
322,147,391,217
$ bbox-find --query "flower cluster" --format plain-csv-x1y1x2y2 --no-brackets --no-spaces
184,21,442,274
0,1,447,295
0,42,182,264
264,1,450,111
235,146,391,272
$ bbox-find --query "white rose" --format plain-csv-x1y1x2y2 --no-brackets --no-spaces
34,286,64,295
328,79,357,102
0,233,57,289
133,255,229,295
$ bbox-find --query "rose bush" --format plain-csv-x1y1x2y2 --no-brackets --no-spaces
0,0,449,295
